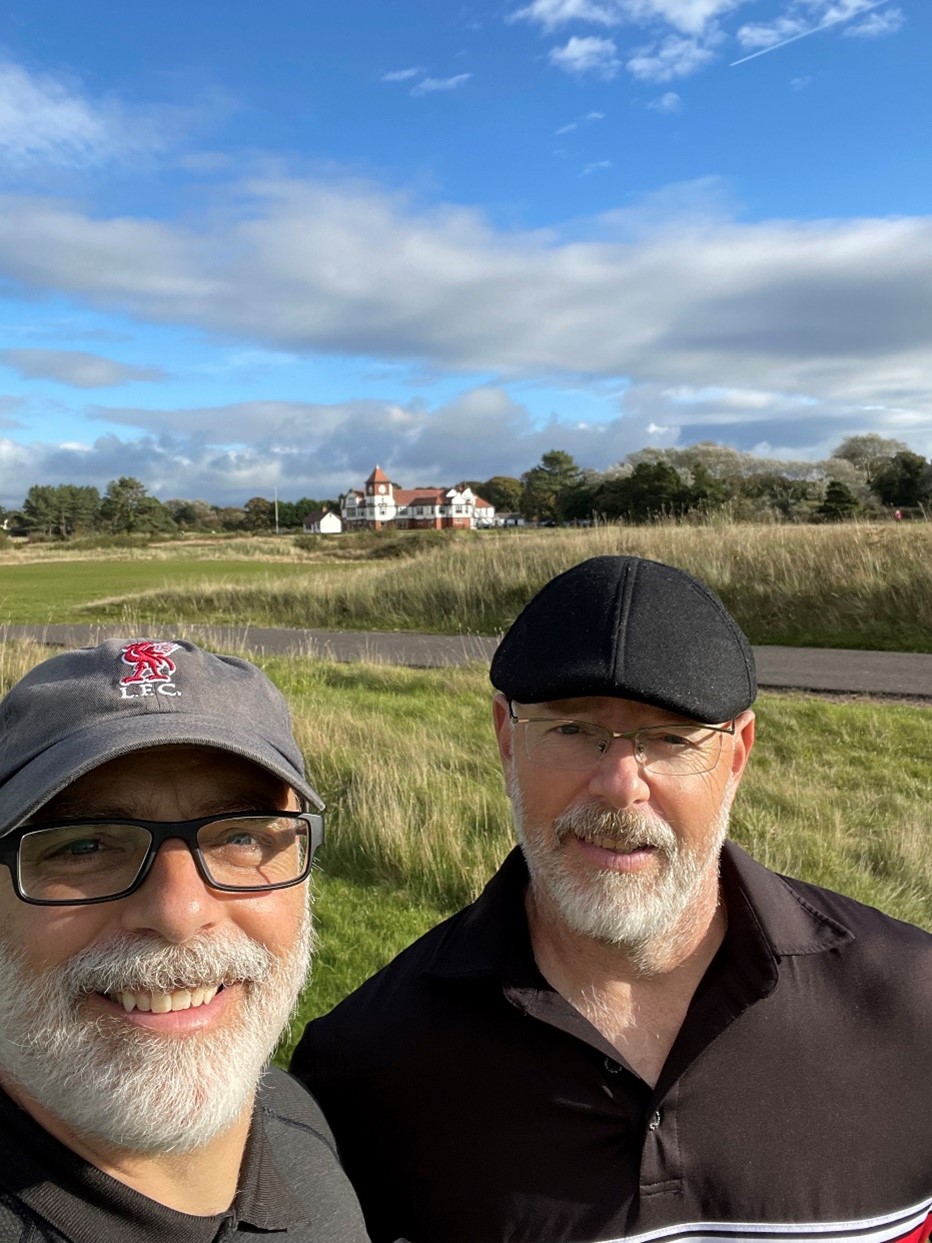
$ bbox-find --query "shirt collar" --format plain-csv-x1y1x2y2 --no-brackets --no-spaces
424,839,855,985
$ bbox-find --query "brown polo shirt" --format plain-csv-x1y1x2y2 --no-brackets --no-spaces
292,843,932,1243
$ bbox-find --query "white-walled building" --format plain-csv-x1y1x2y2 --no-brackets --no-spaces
302,507,343,534
341,466,496,530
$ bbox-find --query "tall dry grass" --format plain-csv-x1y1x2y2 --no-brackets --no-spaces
85,522,932,651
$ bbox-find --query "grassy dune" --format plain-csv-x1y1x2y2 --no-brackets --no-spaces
72,522,932,651
3,642,925,1067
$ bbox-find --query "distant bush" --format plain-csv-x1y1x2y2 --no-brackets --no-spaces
367,530,454,559
295,529,467,559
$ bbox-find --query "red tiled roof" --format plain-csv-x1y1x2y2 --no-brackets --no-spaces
366,465,390,484
394,489,444,506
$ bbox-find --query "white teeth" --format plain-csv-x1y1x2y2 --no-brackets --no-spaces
578,833,649,853
111,985,220,1013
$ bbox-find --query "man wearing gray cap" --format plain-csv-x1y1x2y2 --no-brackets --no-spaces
0,639,371,1241
292,556,932,1243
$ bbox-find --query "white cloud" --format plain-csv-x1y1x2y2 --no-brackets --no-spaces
647,90,683,112
6,365,927,510
0,60,137,169
0,176,929,443
556,122,578,134
511,0,744,35
410,74,472,96
549,35,621,77
843,5,903,36
627,34,716,81
736,16,807,49
790,75,812,89
586,110,607,120
381,67,423,82
509,0,618,32
0,58,218,171
734,1,902,63
0,349,164,388
581,160,612,175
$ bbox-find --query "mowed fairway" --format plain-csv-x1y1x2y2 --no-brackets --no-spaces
0,557,339,625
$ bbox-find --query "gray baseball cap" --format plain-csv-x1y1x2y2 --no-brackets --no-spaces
0,638,324,835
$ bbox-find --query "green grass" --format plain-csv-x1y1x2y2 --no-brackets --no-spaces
0,559,335,624
61,522,932,652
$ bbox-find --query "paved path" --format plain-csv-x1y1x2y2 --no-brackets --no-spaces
4,622,932,701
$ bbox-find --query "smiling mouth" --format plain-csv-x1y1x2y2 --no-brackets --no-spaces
104,984,226,1014
574,832,659,855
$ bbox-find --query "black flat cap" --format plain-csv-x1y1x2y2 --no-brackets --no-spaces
490,555,756,723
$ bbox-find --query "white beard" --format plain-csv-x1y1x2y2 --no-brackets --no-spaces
0,908,313,1154
510,777,733,956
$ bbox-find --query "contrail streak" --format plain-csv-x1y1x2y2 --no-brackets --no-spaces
730,0,893,66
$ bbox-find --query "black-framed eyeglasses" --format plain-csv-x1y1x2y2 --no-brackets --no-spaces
0,811,324,906
509,703,735,776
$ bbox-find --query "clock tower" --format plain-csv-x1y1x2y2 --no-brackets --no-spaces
366,465,392,499
365,465,393,529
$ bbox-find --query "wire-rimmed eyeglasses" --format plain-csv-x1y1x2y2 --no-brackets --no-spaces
0,811,324,906
509,704,735,776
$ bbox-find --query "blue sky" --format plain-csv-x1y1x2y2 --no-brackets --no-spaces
0,0,928,505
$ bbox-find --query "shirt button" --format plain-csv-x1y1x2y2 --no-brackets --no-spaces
647,1110,661,1131
603,1057,622,1074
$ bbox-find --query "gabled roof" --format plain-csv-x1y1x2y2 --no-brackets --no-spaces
304,508,338,525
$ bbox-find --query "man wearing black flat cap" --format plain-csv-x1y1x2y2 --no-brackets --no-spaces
292,557,932,1243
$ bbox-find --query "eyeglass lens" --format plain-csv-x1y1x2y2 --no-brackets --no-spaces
17,815,310,903
522,720,724,775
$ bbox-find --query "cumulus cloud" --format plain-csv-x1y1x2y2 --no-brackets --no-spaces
0,175,929,434
410,74,472,96
647,90,683,112
511,0,744,36
0,387,649,507
8,366,927,510
734,0,902,62
549,35,621,77
0,349,165,388
627,34,717,80
581,159,612,175
843,5,903,36
509,0,619,32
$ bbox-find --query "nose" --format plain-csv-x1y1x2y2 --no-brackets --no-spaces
119,839,223,943
586,737,652,810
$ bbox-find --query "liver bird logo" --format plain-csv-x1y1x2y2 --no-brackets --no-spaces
119,641,181,685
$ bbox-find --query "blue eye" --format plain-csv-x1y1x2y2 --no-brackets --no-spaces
62,838,102,857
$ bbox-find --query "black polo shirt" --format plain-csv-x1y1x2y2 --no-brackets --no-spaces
0,1067,371,1242
292,843,932,1243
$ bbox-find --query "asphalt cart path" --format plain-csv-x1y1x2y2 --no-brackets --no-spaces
4,622,932,702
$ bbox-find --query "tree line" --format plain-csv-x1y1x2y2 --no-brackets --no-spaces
4,434,930,539
4,478,339,538
465,434,932,524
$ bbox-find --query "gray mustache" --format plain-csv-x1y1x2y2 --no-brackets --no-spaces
554,804,678,854
57,931,274,996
